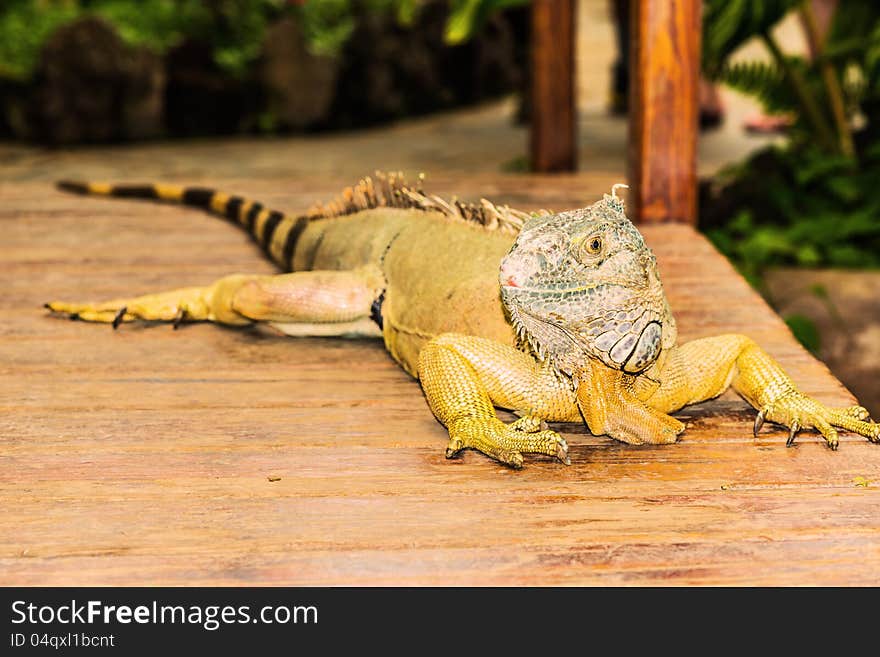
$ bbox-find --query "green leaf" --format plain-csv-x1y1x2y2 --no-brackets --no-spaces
826,244,868,266
715,59,798,115
823,175,860,203
395,0,420,26
444,0,482,45
703,0,800,73
296,0,356,57
793,151,853,185
795,244,821,266
0,0,81,80
444,0,527,45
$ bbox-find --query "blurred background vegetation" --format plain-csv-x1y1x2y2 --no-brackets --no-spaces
0,0,529,141
699,0,880,283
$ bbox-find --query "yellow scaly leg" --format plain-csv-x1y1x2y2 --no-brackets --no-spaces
418,334,570,468
646,334,880,448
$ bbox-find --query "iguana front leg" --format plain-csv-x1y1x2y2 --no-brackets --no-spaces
46,266,385,336
418,334,572,468
646,334,880,448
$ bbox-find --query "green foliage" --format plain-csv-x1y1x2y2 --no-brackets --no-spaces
0,0,289,78
784,314,821,353
702,0,800,74
0,1,80,80
299,0,527,48
703,0,880,155
295,0,357,57
704,143,880,278
444,0,526,45
90,0,208,53
702,0,880,277
715,59,793,115
826,0,880,86
0,1,521,79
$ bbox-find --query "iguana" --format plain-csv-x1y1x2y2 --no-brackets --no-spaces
47,173,880,468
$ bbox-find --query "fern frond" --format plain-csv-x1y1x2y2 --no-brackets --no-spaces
702,0,800,73
717,60,799,115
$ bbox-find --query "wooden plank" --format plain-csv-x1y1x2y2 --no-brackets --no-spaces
530,0,577,172
1,161,878,586
628,0,700,224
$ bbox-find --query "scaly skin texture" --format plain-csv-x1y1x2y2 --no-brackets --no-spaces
47,174,880,468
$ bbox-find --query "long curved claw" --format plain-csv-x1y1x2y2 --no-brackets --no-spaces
112,306,127,330
753,409,766,436
173,306,187,330
556,441,572,466
786,421,800,447
445,436,465,460
814,417,839,450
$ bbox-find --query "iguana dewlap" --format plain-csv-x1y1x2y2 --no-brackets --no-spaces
48,173,880,468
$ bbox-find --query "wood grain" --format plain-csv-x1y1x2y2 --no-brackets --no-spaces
1,167,879,586
628,0,700,224
530,0,577,172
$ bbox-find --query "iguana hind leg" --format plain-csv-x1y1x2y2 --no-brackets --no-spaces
46,266,385,336
418,333,573,468
647,334,880,448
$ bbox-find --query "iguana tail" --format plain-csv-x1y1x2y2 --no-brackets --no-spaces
56,180,307,271
56,173,538,272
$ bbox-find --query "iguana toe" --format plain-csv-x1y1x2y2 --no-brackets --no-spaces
754,391,880,448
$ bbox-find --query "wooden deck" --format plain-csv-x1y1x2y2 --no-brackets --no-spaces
2,143,879,586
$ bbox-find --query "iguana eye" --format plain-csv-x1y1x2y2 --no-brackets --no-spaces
581,235,603,258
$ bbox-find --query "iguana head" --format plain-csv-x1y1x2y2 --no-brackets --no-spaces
499,186,676,377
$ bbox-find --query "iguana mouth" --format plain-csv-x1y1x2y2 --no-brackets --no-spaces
506,297,666,375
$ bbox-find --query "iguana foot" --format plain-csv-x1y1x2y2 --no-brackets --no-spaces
446,416,569,469
611,413,685,445
575,359,685,446
753,392,880,449
44,275,252,327
45,291,212,327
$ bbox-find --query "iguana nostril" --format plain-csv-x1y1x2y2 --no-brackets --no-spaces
500,251,547,288
499,259,525,287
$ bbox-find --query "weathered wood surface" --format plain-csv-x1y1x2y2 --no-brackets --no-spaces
2,163,879,586
530,0,577,172
628,0,701,224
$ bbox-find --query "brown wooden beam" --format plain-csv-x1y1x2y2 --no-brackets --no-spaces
628,0,700,224
530,0,577,172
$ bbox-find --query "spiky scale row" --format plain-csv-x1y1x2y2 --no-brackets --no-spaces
306,171,546,234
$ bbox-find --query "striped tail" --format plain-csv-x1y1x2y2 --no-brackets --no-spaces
57,180,309,272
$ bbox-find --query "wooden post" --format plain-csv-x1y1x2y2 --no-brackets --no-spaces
530,0,577,172
628,0,700,224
